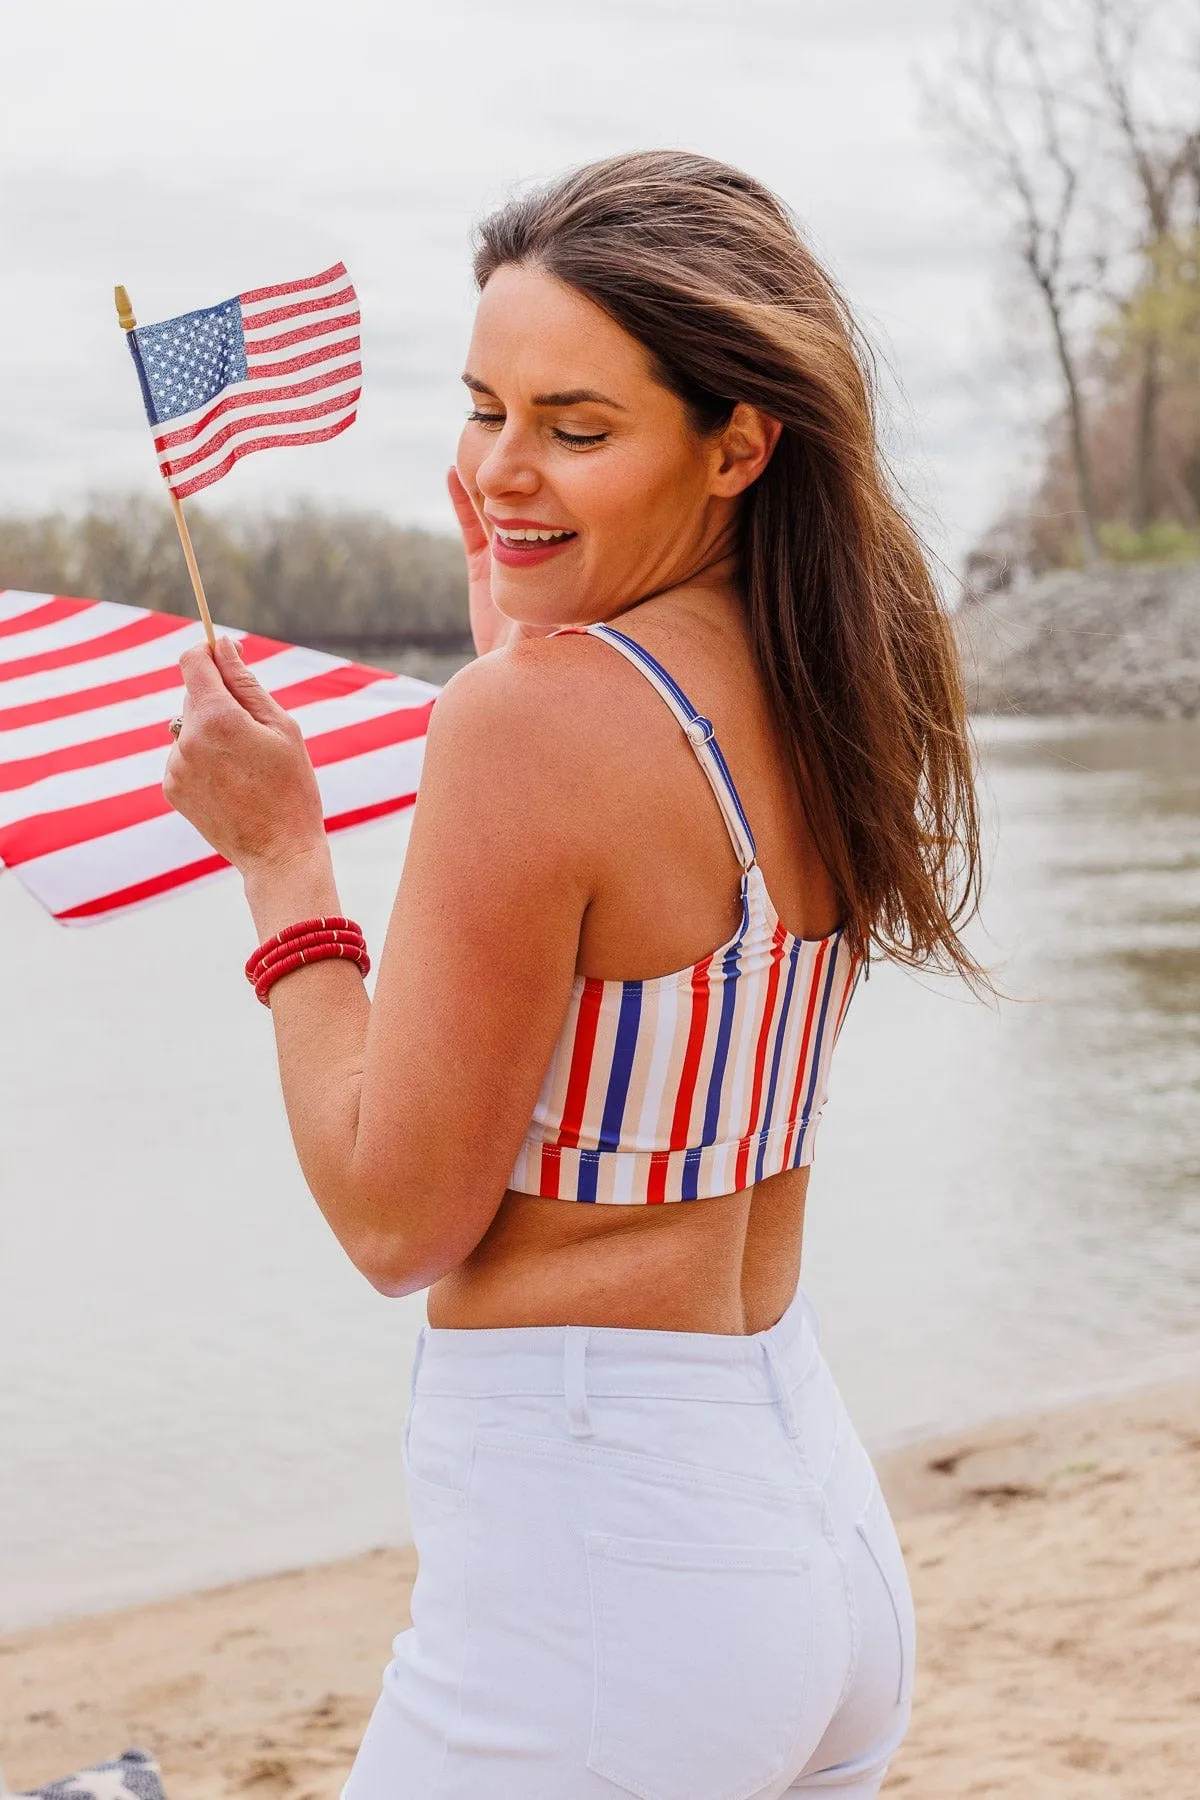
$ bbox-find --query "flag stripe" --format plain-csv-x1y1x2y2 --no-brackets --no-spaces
0,697,435,865
0,613,184,682
244,302,358,348
0,596,94,640
0,590,65,623
160,384,361,478
150,335,359,449
0,663,397,795
241,284,357,332
235,335,362,382
54,790,417,925
239,261,347,305
171,413,358,500
0,634,281,731
19,734,426,921
0,592,437,924
158,374,360,487
4,650,427,758
0,600,153,664
244,309,362,356
58,848,231,920
153,360,361,452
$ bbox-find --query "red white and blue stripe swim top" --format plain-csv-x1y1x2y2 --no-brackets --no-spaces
507,622,862,1205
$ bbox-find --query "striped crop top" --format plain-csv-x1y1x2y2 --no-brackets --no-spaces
506,622,862,1205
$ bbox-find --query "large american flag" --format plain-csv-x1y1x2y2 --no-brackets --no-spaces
0,590,437,925
126,262,361,498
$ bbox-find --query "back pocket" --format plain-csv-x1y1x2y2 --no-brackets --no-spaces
585,1533,814,1800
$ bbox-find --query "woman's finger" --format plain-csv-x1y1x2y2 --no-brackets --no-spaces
178,641,226,702
213,635,292,729
447,466,489,559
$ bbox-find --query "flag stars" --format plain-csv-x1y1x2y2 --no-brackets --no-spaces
133,298,248,426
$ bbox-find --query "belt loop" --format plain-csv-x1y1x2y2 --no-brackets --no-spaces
763,1335,801,1440
402,1326,428,1459
564,1327,593,1438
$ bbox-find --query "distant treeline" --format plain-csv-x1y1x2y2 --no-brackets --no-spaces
0,496,470,649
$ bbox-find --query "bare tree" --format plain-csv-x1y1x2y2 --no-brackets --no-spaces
931,0,1106,564
1091,0,1200,531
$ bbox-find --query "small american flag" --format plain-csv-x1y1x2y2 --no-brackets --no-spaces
0,590,436,925
125,262,361,498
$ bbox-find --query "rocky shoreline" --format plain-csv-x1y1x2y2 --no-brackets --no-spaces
955,562,1200,718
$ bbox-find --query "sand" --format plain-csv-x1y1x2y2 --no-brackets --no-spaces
3,1380,1198,1800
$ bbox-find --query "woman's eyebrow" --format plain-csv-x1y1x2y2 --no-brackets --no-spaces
462,373,626,410
533,387,626,409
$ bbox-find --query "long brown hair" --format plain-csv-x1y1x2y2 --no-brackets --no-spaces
474,150,983,981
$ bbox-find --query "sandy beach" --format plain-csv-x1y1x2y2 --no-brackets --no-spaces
3,1378,1198,1800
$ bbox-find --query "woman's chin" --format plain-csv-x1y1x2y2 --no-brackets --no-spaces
491,578,587,637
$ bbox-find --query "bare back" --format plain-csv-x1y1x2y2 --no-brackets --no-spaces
429,585,842,1336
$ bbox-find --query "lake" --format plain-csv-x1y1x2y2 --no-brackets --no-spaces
2,715,1198,1630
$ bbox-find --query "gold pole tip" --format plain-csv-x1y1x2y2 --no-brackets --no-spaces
114,285,136,332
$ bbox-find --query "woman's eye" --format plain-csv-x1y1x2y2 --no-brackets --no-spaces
465,410,606,448
553,428,608,449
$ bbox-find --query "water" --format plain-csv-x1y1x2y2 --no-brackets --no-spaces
2,718,1198,1631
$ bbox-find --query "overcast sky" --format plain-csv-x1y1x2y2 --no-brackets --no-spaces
2,0,1021,565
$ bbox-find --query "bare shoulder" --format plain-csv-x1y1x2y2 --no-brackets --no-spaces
413,633,673,881
424,631,657,792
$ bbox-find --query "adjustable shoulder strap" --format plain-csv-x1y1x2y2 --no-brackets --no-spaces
569,622,757,870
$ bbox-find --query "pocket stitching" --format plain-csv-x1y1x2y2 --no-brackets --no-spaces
586,1532,807,1575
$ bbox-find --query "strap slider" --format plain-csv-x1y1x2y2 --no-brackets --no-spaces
684,715,715,747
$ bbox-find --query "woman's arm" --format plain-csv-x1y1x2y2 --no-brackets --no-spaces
166,634,600,1295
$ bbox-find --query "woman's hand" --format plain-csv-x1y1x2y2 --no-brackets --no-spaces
447,468,568,656
164,637,327,877
448,466,516,657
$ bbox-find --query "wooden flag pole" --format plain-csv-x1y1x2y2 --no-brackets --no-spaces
114,284,217,650
164,488,217,651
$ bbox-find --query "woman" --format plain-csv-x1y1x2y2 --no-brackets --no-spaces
166,151,980,1799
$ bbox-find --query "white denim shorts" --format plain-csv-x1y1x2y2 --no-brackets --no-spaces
344,1288,915,1800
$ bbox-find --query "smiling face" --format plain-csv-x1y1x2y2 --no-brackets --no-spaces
455,264,775,630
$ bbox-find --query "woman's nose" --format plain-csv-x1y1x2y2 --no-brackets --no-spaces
475,431,540,499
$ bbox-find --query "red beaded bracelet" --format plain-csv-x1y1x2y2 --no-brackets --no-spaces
253,928,365,976
246,917,370,1006
245,916,363,980
254,945,369,997
254,942,371,1006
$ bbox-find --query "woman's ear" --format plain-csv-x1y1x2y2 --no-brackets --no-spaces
710,403,782,497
